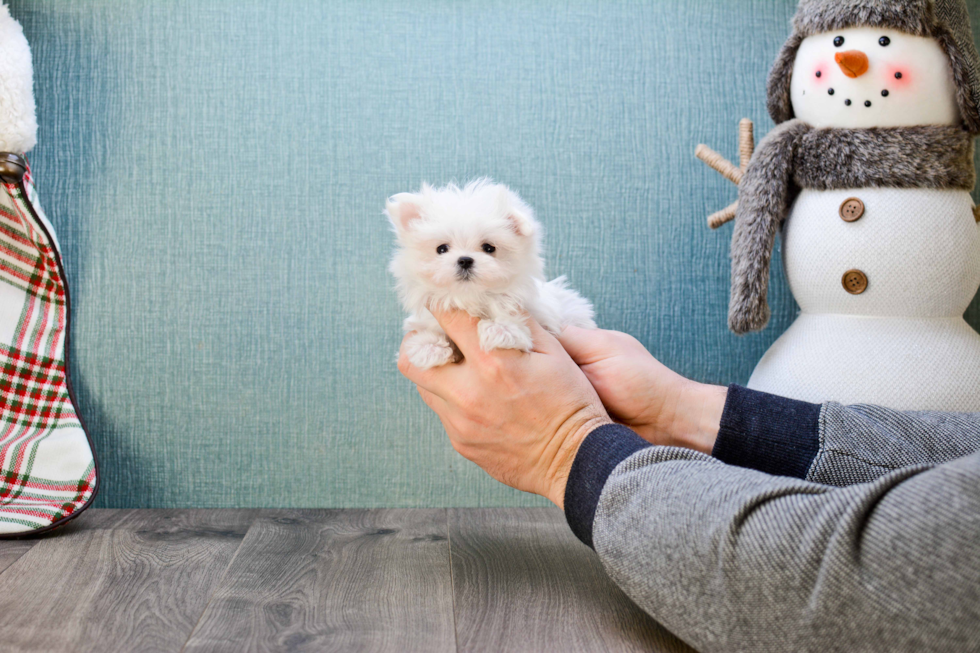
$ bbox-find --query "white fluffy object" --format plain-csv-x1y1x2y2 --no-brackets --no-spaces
387,179,596,369
0,4,36,154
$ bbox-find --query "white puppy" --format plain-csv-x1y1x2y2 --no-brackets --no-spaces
387,179,596,369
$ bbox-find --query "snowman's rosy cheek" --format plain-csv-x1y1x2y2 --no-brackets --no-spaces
886,64,911,88
812,62,830,85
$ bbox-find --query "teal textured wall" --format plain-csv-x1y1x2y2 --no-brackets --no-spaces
8,0,980,508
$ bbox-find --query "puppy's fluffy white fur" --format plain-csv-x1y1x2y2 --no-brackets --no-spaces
0,5,37,154
387,179,596,369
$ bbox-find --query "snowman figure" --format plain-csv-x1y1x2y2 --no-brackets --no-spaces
700,0,980,411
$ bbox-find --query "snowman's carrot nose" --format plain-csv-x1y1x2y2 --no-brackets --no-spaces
835,50,869,78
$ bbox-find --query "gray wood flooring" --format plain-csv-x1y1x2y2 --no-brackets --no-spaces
0,509,692,652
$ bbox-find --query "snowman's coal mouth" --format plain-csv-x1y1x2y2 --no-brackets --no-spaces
842,93,887,108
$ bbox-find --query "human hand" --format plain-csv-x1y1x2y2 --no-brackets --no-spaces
558,327,727,454
397,310,612,509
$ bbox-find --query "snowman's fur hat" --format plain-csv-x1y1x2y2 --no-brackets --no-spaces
768,0,980,134
0,4,36,154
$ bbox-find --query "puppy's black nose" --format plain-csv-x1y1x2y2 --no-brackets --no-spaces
457,256,474,270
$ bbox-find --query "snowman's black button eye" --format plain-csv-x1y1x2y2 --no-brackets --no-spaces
895,71,903,79
436,244,449,255
834,36,845,47
879,36,891,46
482,243,496,254
815,71,822,78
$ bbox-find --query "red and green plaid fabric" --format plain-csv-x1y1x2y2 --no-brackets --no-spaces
0,169,96,535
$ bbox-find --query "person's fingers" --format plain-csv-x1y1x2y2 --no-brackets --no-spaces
417,386,464,447
558,326,614,365
526,317,563,355
397,337,465,400
417,385,447,412
557,325,598,362
428,308,483,359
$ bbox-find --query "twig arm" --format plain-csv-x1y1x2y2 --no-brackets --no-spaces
708,201,738,229
738,119,755,170
697,119,754,230
695,145,743,186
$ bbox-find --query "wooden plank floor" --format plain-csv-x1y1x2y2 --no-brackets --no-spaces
0,509,692,653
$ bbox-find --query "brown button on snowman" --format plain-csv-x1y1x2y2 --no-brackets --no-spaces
839,198,864,222
699,0,980,411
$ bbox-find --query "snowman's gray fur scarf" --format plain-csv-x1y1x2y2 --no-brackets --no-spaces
728,119,975,334
769,0,980,134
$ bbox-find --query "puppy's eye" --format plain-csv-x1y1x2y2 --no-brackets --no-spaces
833,36,844,47
482,243,496,254
879,36,891,46
436,244,449,255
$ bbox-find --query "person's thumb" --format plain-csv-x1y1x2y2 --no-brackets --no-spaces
558,326,609,365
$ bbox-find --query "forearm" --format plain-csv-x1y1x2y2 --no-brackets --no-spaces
565,427,980,652
711,386,980,485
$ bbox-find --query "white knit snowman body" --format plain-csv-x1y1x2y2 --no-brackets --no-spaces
747,27,980,410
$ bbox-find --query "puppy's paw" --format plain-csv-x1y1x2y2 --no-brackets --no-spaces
478,319,534,353
404,331,456,369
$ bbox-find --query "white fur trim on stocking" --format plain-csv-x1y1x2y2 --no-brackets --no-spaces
0,5,36,154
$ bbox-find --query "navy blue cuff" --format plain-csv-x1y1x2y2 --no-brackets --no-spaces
564,424,652,549
711,385,821,479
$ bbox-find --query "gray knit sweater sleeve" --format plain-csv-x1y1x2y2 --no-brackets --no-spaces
707,385,980,486
808,402,980,485
593,445,980,653
562,390,980,651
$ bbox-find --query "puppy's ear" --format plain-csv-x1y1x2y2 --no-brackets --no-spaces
385,193,424,233
498,187,536,237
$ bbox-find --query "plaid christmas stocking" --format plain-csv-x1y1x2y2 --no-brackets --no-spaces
0,162,97,537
